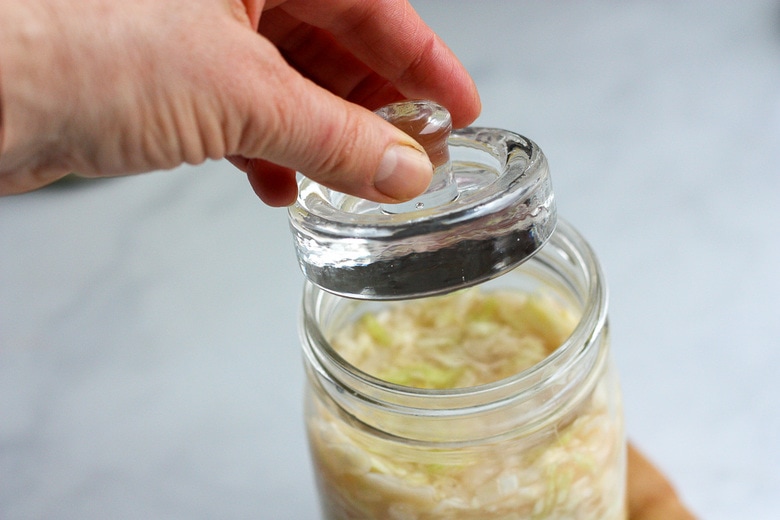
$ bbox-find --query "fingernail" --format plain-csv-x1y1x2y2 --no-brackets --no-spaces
375,144,433,201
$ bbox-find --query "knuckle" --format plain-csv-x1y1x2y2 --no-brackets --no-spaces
308,109,368,184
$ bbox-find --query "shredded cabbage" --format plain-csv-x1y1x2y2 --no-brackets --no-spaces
332,289,576,389
308,288,626,519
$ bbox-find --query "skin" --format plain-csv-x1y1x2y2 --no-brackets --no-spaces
628,444,697,520
0,2,696,517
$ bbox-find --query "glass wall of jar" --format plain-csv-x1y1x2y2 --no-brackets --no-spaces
299,220,626,520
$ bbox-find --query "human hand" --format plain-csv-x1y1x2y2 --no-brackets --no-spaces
0,0,480,205
628,443,697,520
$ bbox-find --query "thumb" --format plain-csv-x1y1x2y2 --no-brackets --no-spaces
235,59,433,205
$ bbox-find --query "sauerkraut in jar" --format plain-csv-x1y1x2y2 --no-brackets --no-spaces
300,221,627,520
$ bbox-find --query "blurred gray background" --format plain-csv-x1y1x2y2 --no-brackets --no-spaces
2,1,779,518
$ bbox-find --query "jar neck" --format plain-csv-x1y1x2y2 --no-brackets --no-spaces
300,220,609,444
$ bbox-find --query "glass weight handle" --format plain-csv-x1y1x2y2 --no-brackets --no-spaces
376,100,459,213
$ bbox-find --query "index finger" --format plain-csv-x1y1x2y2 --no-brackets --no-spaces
273,0,481,127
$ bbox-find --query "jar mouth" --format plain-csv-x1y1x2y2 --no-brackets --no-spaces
301,219,608,419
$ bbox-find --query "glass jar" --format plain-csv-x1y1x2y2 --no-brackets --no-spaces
290,101,626,519
298,219,625,519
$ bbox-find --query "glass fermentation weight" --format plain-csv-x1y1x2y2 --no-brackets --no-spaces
288,100,557,300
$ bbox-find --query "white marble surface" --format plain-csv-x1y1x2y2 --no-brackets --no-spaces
2,1,779,518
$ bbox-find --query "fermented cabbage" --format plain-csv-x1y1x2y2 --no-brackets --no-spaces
307,288,626,519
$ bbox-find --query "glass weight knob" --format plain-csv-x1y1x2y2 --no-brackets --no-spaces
376,101,459,213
